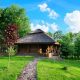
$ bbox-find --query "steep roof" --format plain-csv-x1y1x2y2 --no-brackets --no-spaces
30,29,44,34
15,29,55,44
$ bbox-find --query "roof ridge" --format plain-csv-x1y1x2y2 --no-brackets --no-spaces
30,29,44,34
15,29,55,44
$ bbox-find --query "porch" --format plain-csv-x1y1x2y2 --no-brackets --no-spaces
17,43,60,57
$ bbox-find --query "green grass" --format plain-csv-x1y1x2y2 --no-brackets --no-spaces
0,56,34,80
37,59,80,80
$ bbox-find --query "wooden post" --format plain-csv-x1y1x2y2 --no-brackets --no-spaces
39,48,42,55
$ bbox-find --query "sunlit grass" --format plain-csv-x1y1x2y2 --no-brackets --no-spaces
37,59,80,80
0,56,34,80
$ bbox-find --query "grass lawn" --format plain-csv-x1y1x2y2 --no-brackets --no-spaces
0,56,34,80
37,59,80,80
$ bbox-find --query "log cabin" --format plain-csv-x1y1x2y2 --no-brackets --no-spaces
15,29,60,57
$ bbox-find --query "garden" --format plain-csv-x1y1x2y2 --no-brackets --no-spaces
37,59,80,80
0,4,80,80
0,56,34,80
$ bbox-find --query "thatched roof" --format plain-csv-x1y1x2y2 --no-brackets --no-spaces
15,29,55,44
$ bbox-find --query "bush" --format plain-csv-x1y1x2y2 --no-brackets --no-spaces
61,66,68,70
6,46,16,56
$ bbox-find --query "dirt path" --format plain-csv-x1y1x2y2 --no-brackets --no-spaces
17,59,38,80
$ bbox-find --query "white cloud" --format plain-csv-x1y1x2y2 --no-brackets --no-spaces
50,23,58,31
38,3,59,19
49,10,59,19
64,10,80,33
31,21,59,32
38,3,48,12
31,23,49,32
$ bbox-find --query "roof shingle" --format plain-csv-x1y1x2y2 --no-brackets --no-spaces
15,29,55,44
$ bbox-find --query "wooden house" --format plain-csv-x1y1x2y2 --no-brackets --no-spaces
15,29,60,56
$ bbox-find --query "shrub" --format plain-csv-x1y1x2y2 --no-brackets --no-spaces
61,66,68,70
6,46,16,56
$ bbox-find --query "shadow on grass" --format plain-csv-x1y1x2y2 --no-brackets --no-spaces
39,58,80,69
0,56,34,61
37,59,80,80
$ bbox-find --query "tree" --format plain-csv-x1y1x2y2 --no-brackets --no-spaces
74,32,80,59
60,32,75,58
0,5,31,53
5,24,19,46
53,31,63,41
60,36,70,58
47,32,53,37
0,5,31,39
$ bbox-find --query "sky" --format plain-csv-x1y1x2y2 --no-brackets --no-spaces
0,0,80,33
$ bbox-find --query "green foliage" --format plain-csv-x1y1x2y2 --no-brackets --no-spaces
61,66,68,70
74,33,80,58
60,34,73,58
54,31,75,59
47,32,53,37
53,30,63,41
0,5,31,53
6,46,16,56
0,5,31,42
48,30,80,59
47,30,63,41
47,30,80,59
